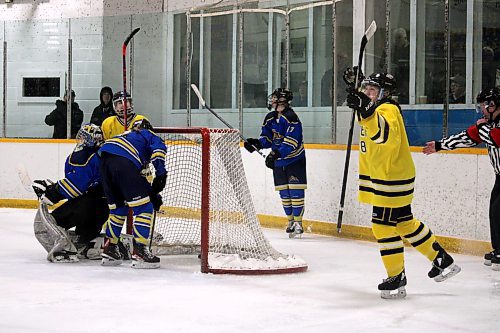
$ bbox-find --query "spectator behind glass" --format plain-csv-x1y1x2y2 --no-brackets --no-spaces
294,81,308,107
392,28,410,104
321,52,350,106
482,46,496,89
90,86,114,126
44,90,84,139
449,75,466,104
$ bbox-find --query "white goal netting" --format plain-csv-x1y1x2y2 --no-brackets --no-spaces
153,127,307,274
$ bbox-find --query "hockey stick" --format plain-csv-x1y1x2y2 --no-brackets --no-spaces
16,163,33,192
149,210,156,251
336,20,377,233
190,83,266,158
122,27,140,132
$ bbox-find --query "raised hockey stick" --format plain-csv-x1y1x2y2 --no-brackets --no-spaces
190,83,266,158
122,27,140,132
336,20,377,233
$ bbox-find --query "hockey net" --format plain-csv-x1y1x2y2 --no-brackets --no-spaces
153,127,307,274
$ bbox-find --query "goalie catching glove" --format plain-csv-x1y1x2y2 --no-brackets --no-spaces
265,150,280,169
346,88,376,119
32,180,64,205
244,138,263,153
151,173,167,194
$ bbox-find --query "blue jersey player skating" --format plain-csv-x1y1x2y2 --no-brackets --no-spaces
244,88,307,238
99,119,167,269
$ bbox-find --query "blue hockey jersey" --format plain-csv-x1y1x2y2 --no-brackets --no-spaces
57,146,101,200
99,129,167,177
258,107,305,167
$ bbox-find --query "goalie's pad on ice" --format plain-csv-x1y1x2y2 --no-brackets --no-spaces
34,202,79,263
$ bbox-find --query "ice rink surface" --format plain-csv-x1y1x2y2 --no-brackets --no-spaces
1,208,499,333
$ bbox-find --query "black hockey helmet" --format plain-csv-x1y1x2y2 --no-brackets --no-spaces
131,118,153,132
362,72,397,94
112,90,132,104
267,88,293,110
112,91,134,118
476,87,500,105
476,87,500,123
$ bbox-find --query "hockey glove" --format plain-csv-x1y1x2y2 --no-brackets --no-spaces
150,193,163,212
151,173,167,194
265,150,281,169
346,89,376,119
342,66,364,88
244,138,263,153
33,180,64,205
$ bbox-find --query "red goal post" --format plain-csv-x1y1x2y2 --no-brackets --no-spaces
152,127,308,275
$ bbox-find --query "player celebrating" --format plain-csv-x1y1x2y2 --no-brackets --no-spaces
424,87,500,270
101,91,148,140
99,119,167,269
32,124,109,262
244,88,307,238
346,72,460,299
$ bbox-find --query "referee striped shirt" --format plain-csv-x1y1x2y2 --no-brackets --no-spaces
439,122,500,175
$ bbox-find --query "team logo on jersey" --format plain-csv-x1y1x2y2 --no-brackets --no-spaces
272,130,283,140
288,175,299,183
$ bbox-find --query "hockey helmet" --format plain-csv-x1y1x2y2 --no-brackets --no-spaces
476,87,500,122
267,88,293,110
76,124,103,148
361,72,396,98
131,118,153,132
476,87,500,105
112,91,134,117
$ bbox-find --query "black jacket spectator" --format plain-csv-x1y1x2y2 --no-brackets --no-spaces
90,86,115,126
45,94,84,139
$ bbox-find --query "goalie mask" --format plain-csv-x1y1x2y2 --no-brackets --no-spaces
476,87,500,124
267,88,293,111
113,91,135,119
361,72,396,101
76,124,103,148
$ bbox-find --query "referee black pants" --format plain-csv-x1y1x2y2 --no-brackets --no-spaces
490,174,500,252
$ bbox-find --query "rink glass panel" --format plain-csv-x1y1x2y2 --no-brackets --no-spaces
0,1,498,145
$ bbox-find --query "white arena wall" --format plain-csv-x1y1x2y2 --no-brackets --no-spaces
0,140,493,246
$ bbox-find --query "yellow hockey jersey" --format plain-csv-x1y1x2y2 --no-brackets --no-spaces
101,114,148,140
357,101,415,208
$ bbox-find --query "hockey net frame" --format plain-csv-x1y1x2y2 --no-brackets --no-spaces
152,127,307,275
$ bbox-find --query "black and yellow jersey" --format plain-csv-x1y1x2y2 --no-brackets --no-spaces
357,100,415,208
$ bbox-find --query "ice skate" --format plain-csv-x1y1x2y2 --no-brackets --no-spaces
484,251,496,266
428,242,461,282
492,254,500,271
288,222,303,239
49,250,79,263
286,220,295,236
131,242,160,269
378,270,407,299
77,237,104,260
101,239,123,266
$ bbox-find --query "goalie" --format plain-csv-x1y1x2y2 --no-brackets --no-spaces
32,124,109,262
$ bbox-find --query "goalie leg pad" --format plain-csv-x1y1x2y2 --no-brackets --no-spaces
34,202,79,263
